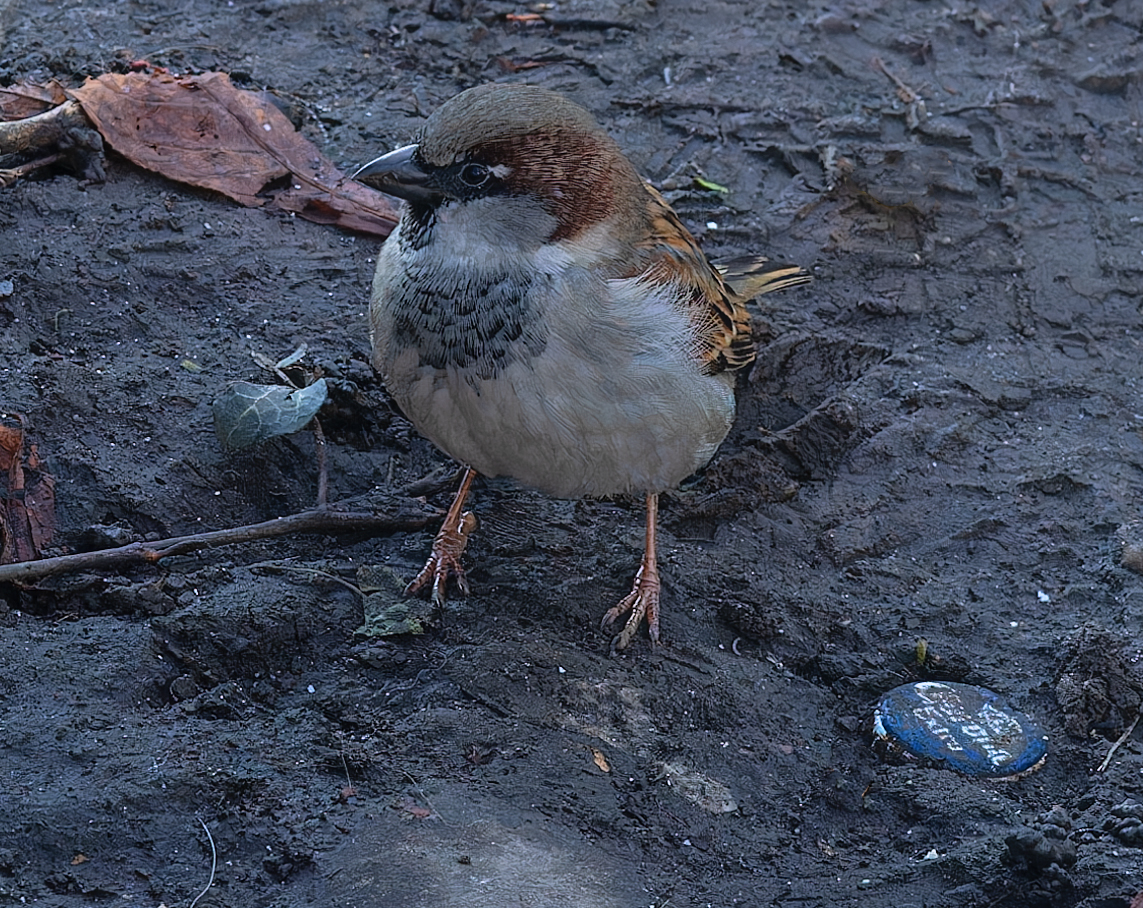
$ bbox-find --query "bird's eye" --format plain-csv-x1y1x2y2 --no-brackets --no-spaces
459,162,491,187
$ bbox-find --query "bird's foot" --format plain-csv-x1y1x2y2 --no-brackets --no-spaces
405,509,477,605
601,558,661,653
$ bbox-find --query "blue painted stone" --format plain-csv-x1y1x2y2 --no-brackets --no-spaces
873,681,1048,778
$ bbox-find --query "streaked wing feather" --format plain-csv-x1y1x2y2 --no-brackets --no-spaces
633,185,810,375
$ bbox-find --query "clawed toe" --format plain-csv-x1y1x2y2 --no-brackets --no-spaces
601,493,662,653
404,543,471,605
601,561,661,653
405,468,478,606
405,509,477,605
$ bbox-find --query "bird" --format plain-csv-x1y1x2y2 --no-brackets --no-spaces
354,82,810,652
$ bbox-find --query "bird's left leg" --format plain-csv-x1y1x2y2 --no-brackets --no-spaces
601,492,661,652
405,466,478,605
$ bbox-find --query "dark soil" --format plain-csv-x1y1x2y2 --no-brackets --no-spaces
3,1,1143,906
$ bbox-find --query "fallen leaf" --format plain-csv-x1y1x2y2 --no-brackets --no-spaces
70,72,285,204
392,797,433,819
0,426,21,470
0,420,56,564
23,442,56,555
0,80,68,120
212,379,328,451
590,746,611,772
68,72,398,236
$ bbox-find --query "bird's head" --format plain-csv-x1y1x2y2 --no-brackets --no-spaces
354,83,646,246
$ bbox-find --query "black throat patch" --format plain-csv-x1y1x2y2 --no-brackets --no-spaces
400,204,437,251
388,258,549,379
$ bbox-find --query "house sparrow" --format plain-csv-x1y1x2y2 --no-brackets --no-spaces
355,83,809,651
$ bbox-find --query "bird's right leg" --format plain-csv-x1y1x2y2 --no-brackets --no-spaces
405,466,478,605
601,492,662,653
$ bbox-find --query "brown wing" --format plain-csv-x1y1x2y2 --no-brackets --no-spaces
633,185,811,375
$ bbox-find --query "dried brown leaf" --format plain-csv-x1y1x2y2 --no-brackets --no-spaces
393,796,433,819
0,80,68,121
0,422,56,564
23,445,56,555
272,178,401,236
0,426,21,470
69,72,284,204
68,72,398,235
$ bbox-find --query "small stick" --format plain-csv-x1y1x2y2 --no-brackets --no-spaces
249,561,364,598
313,418,328,509
872,56,919,103
0,100,90,155
187,818,217,908
0,100,105,183
0,153,63,188
0,498,434,585
1098,712,1141,773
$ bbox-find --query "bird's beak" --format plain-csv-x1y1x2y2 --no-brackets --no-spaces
352,144,440,204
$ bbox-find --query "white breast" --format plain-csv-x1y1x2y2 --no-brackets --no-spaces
371,210,736,499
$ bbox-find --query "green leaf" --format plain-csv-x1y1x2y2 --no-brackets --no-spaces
212,379,328,451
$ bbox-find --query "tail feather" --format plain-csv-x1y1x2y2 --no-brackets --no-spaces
716,256,812,301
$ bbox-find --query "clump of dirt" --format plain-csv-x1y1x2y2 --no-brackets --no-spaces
1055,624,1143,740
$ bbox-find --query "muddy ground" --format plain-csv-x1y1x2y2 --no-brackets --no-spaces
3,0,1143,905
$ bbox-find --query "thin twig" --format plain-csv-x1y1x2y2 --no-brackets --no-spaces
0,497,435,585
187,818,216,908
0,153,62,188
313,418,328,509
872,55,919,102
248,561,364,598
402,770,453,828
1098,712,1141,773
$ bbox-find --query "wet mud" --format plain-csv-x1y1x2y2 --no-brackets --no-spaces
2,1,1143,905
